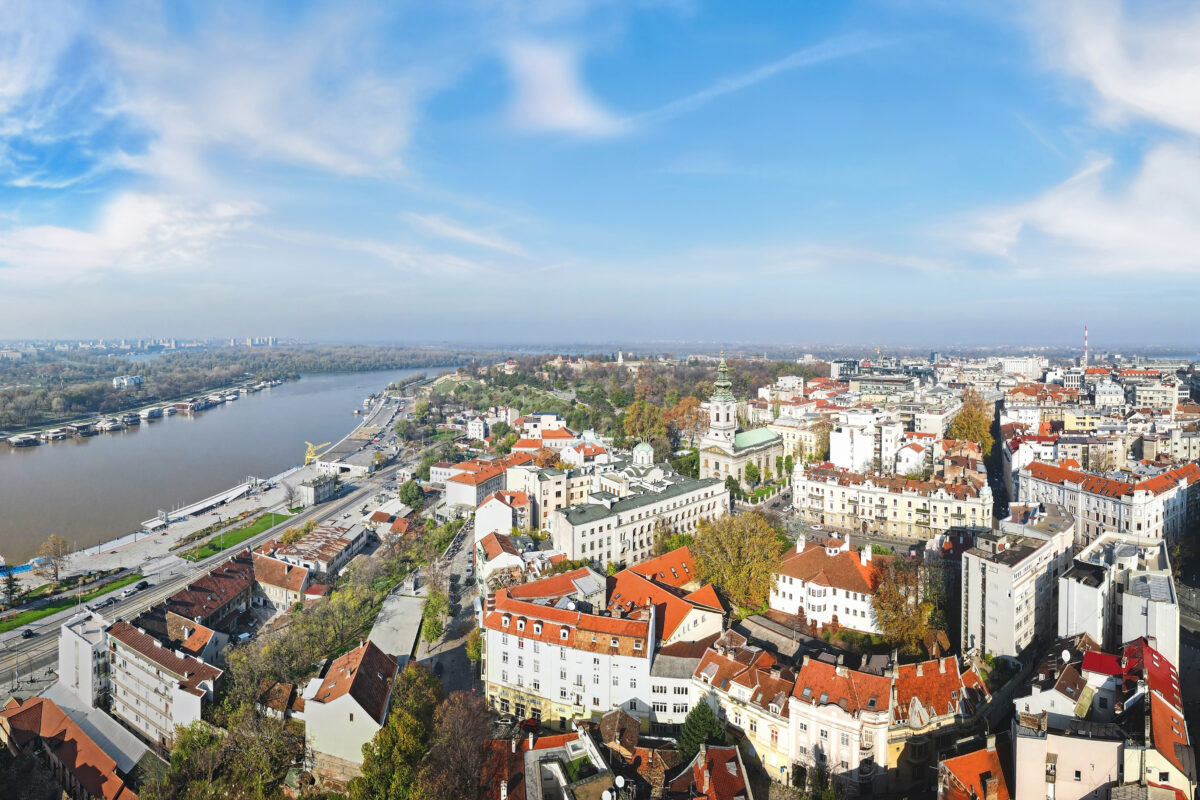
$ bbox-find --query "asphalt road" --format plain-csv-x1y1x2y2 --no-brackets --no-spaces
0,462,407,681
418,516,481,695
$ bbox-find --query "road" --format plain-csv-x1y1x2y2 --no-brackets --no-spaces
417,515,479,694
0,462,407,683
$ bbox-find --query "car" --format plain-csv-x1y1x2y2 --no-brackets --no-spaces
122,586,137,597
498,716,516,727
135,580,150,591
809,524,823,532
519,718,539,733
21,628,35,639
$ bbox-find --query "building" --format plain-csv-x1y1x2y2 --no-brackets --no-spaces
693,630,795,782
961,504,1075,659
550,445,728,570
157,551,255,633
265,525,369,577
665,744,754,800
298,472,337,507
0,696,139,800
475,531,528,586
698,353,784,489
107,620,223,749
58,611,110,709
476,489,532,536
252,552,311,610
467,416,489,441
1058,533,1179,664
793,463,993,539
770,535,885,634
481,725,613,800
445,453,535,509
1013,713,1124,800
303,640,399,784
607,548,724,647
1016,460,1200,546
938,739,1011,800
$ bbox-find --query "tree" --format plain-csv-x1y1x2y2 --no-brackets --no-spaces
398,480,425,509
421,588,449,645
35,534,70,583
414,692,491,800
947,387,994,456
724,475,742,500
744,462,760,486
678,701,724,764
623,399,666,442
812,421,832,462
350,664,443,800
2,570,19,608
692,512,784,610
664,396,706,447
465,627,482,664
280,481,298,509
534,447,558,468
490,420,511,439
871,558,930,653
784,454,795,478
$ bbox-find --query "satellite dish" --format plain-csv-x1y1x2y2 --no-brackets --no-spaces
602,791,612,800
615,776,626,788
1061,649,1071,663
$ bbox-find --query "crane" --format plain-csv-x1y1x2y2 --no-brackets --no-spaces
304,441,331,466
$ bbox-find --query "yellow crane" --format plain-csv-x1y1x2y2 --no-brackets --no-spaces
304,441,331,465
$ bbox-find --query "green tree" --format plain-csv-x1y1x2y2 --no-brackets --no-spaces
398,480,425,509
2,570,19,608
784,454,795,478
490,420,511,439
724,475,742,500
350,664,443,800
947,387,994,456
692,512,784,611
465,627,482,664
678,701,724,764
744,462,760,486
421,588,449,645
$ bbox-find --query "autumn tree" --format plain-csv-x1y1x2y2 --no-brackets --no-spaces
534,447,558,468
35,534,70,583
465,627,482,664
812,421,832,462
678,701,724,764
350,664,443,800
692,511,784,610
414,691,491,800
947,387,994,456
871,558,931,654
623,399,667,443
664,395,707,447
421,588,449,645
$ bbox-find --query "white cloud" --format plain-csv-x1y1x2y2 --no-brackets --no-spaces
0,193,264,284
964,143,1200,274
503,40,627,136
404,213,526,256
1030,0,1200,137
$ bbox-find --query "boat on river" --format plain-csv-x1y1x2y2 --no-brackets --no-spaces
96,418,123,432
39,428,67,441
6,434,39,447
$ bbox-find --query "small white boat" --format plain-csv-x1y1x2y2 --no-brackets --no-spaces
96,418,124,432
40,428,67,441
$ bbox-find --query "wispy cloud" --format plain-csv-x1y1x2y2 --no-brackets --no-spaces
404,213,526,256
632,33,897,126
502,40,627,136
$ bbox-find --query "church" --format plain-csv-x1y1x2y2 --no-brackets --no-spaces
698,352,784,489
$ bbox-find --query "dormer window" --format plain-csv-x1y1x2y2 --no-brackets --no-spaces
802,687,812,699
533,622,542,634
502,615,511,627
611,638,619,648
634,640,643,651
517,619,526,631
560,629,569,640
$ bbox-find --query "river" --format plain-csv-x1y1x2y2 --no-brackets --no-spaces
0,367,439,563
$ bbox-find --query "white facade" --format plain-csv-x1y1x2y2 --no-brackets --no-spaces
58,611,110,709
467,417,488,441
770,537,881,634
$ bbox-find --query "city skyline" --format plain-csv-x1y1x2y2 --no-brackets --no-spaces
2,1,1199,343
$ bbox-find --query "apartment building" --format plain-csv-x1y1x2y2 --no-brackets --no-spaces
264,524,369,577
475,489,531,536
251,552,311,610
961,504,1075,659
938,739,1010,800
107,620,222,749
1058,533,1180,664
770,536,885,634
1016,460,1200,546
793,463,992,540
445,453,536,508
58,611,110,709
159,551,255,633
692,630,796,782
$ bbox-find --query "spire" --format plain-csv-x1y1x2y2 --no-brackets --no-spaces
713,347,734,401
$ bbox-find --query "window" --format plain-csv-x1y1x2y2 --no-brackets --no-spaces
1074,771,1082,782
798,722,808,732
749,719,757,733
613,676,619,686
674,687,688,696
820,729,828,740
799,745,808,757
653,685,667,694
841,732,850,747
1160,773,1170,783
653,702,667,713
770,729,778,745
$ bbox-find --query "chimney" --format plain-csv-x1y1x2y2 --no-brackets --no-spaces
939,658,947,674
796,535,805,554
861,546,872,565
916,663,923,677
986,734,996,752
983,775,999,800
500,781,508,800
511,738,517,754
527,731,534,749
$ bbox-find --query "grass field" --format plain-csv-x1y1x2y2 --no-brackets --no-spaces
182,511,291,561
0,573,143,633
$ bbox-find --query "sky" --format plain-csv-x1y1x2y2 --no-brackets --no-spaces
1,0,1199,347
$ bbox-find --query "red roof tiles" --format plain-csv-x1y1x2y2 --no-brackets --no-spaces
311,640,398,724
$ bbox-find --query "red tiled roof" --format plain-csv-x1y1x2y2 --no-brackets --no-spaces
540,427,574,439
893,657,988,724
368,510,393,524
607,568,721,641
481,490,530,509
777,540,883,595
448,453,534,485
253,553,310,593
630,546,698,588
0,697,138,800
311,641,398,724
506,568,595,601
479,531,521,561
1150,692,1192,778
511,438,543,451
484,589,650,656
940,746,1010,800
792,657,890,714
108,620,223,696
666,745,748,800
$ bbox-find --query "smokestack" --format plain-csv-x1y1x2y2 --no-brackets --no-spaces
501,781,508,800
1084,325,1089,368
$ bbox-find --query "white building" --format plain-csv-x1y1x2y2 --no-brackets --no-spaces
475,489,531,537
58,611,110,709
467,417,489,441
770,536,882,634
961,504,1075,659
303,640,399,783
107,620,222,749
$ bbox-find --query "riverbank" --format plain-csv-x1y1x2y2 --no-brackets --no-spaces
0,367,437,563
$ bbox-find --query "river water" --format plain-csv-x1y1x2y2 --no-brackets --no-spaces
0,367,437,563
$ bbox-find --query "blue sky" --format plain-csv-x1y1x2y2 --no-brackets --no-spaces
1,0,1199,346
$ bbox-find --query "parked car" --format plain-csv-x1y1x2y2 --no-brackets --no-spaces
135,580,150,591
122,586,137,597
20,628,35,639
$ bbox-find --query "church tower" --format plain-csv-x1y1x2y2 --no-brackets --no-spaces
707,349,737,448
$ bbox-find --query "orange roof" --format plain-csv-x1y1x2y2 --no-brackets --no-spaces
368,510,393,524
108,620,222,696
311,641,398,724
479,531,521,562
1027,460,1200,498
506,567,597,601
667,745,748,800
511,438,543,451
694,632,794,716
1151,692,1192,777
0,697,138,800
253,553,310,594
777,540,882,595
540,427,574,439
484,589,650,656
481,489,530,509
893,657,988,724
629,546,698,588
607,568,721,641
940,745,1010,800
447,453,534,485
792,657,890,714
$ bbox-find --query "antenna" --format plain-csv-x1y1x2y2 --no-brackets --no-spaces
1084,325,1089,368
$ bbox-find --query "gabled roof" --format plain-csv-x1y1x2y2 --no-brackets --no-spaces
1150,692,1195,782
791,657,890,715
0,697,139,800
892,657,988,725
666,744,749,800
776,540,883,595
108,620,223,696
479,531,522,562
940,745,1010,800
253,552,310,593
310,640,398,725
629,546,698,588
607,568,722,641
694,631,793,717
